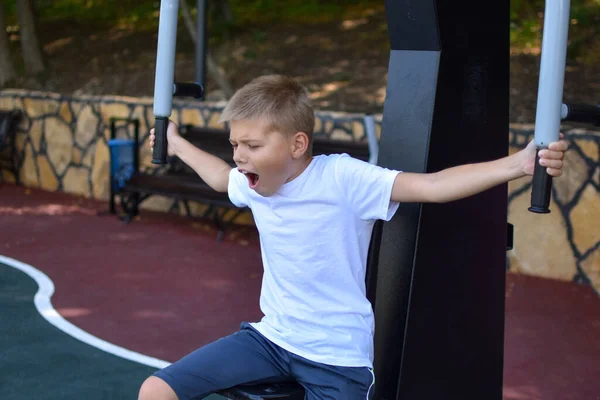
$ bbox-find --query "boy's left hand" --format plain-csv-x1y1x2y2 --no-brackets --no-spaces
522,133,568,177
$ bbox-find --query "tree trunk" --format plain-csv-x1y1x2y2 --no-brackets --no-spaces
0,2,17,86
179,0,234,99
17,0,45,75
215,0,234,24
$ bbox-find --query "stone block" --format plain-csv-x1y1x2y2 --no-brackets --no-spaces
75,105,100,148
63,167,91,197
580,247,600,293
19,143,39,188
575,138,599,162
508,191,577,281
29,120,43,152
181,108,206,127
59,102,73,124
570,184,600,255
92,142,110,200
23,98,60,118
100,103,131,125
554,147,590,205
45,117,73,176
37,155,59,191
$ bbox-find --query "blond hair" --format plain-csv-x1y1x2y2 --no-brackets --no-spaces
219,75,315,154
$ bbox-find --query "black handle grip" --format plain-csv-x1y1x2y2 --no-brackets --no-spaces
562,103,600,126
173,82,204,99
528,150,553,214
152,117,169,164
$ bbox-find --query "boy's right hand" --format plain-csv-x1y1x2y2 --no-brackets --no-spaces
149,120,180,156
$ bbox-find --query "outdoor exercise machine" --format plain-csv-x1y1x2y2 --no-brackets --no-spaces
150,0,599,399
372,1,598,399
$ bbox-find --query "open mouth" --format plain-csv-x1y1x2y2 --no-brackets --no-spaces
241,170,260,189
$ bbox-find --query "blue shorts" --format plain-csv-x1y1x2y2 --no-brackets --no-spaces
153,322,375,400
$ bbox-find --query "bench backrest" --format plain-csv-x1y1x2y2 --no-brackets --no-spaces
172,124,371,175
180,125,235,163
312,136,370,162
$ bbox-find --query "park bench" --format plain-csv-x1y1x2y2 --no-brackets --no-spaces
109,119,376,242
0,109,21,185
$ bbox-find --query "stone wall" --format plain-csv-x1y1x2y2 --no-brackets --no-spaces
507,125,599,293
1,89,598,293
0,89,371,219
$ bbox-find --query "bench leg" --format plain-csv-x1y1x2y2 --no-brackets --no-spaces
208,207,247,242
182,200,192,217
219,208,246,241
213,208,230,242
118,193,143,223
199,205,225,241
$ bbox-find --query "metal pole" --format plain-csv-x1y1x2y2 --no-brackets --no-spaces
528,0,571,213
152,0,179,164
195,0,207,99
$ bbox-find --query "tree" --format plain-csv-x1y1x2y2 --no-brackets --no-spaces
16,0,45,75
0,2,16,86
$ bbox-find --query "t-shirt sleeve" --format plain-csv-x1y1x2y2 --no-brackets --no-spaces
228,167,250,208
334,153,401,221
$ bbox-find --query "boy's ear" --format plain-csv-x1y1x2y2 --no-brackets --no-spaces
291,131,310,158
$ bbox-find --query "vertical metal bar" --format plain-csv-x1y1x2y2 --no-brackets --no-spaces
152,0,179,164
195,0,208,98
109,119,116,214
373,1,508,398
533,0,571,148
133,119,140,174
528,0,571,213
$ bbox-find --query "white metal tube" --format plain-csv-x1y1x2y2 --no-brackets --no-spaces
364,115,379,165
153,0,179,117
533,0,571,147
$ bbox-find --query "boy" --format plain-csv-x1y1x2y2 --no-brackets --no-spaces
138,75,567,400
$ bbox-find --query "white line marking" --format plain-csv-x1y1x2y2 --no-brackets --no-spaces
0,254,170,369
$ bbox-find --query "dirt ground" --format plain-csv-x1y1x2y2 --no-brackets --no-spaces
7,13,600,123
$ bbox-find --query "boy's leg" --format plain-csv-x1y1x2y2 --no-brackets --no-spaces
290,355,375,400
151,322,292,400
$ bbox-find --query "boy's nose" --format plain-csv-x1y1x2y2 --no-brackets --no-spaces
233,148,246,164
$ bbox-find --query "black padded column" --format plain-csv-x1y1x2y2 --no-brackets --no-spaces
372,1,509,399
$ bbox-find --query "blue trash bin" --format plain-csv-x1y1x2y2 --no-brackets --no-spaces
108,138,135,192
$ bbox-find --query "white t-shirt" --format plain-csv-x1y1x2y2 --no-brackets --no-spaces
228,153,400,368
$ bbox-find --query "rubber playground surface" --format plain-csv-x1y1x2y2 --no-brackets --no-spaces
1,183,599,400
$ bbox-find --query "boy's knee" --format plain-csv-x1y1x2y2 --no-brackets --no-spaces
138,376,178,400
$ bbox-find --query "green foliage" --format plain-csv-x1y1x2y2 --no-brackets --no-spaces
224,0,377,24
8,0,380,27
510,0,600,61
4,0,160,29
2,0,598,62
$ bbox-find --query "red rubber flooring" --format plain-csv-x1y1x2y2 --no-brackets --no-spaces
1,183,598,399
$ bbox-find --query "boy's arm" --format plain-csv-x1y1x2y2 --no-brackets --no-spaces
390,156,522,203
390,138,568,203
150,121,232,193
170,135,232,193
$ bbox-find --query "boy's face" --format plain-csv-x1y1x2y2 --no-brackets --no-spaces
229,118,300,197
